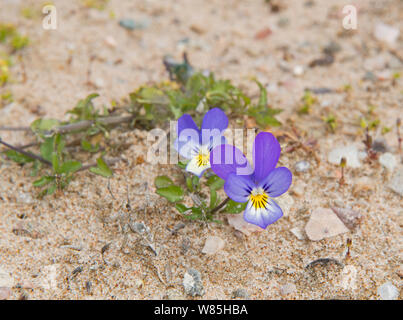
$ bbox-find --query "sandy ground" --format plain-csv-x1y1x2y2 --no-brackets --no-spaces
0,0,402,299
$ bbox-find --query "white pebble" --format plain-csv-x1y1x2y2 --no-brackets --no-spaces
374,23,400,46
379,152,397,172
377,282,399,300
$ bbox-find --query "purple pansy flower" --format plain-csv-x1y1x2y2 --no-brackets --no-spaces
174,108,228,177
210,132,292,229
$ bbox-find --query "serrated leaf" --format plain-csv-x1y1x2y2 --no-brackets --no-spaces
154,175,174,188
156,185,184,203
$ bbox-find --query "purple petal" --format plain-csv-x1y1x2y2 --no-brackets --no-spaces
253,132,281,183
224,173,255,203
243,198,283,229
259,167,292,197
201,108,228,132
177,114,200,144
210,144,253,180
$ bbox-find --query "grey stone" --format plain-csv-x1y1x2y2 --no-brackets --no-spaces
183,268,204,297
232,288,249,299
372,138,389,153
323,41,341,56
119,19,150,30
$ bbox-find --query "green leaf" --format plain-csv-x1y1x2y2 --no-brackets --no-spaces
156,185,184,203
4,150,34,164
206,175,224,191
209,189,218,209
67,93,100,121
175,203,190,213
183,207,203,220
59,161,82,175
40,137,54,162
177,161,187,169
223,199,247,214
255,80,267,109
154,175,174,188
30,160,42,177
51,152,60,174
30,118,60,133
89,157,113,178
81,139,99,153
33,176,54,187
46,183,57,195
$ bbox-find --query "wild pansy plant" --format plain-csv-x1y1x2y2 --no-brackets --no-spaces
155,108,231,222
174,108,228,177
210,132,292,229
154,111,292,226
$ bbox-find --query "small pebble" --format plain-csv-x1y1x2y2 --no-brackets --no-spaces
202,236,225,254
104,36,117,48
372,138,389,153
305,208,349,241
119,19,149,30
183,269,204,297
0,287,12,300
280,283,296,296
374,23,400,45
323,41,341,56
331,207,362,230
227,214,263,236
290,227,305,240
0,268,13,288
340,265,357,290
293,65,304,76
232,288,249,299
295,160,310,172
388,167,403,196
377,282,399,300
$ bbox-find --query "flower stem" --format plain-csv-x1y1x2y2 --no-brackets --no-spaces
0,137,52,166
210,197,230,215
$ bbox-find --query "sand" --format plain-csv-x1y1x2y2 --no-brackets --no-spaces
0,0,402,300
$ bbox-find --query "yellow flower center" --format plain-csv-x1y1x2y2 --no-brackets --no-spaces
250,188,269,209
197,151,210,167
